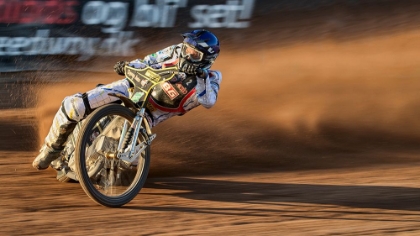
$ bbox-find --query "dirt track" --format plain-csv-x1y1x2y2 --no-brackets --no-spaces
1,151,420,235
2,25,420,235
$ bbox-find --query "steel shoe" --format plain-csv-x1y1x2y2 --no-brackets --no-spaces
32,144,62,170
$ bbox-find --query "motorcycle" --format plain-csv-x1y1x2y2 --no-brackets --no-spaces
50,65,178,207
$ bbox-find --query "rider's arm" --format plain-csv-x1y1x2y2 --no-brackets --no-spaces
195,70,222,109
128,44,181,69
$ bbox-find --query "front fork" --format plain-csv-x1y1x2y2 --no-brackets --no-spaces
105,108,155,165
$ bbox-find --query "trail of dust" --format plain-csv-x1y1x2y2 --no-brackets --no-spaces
28,29,420,176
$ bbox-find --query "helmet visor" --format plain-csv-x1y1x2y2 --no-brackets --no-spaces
181,44,203,62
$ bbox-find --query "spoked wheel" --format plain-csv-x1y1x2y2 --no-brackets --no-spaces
74,104,150,207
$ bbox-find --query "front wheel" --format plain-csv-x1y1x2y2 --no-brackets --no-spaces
74,104,150,207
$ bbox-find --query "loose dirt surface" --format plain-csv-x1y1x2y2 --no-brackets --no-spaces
2,28,420,235
1,152,420,235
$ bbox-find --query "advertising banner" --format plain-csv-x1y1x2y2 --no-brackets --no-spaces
0,0,260,72
0,0,402,72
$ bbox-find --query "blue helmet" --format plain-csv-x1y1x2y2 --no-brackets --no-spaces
181,29,220,69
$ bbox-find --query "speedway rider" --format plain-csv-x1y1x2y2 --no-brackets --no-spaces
32,29,222,170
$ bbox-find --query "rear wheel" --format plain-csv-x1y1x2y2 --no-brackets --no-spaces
74,104,150,207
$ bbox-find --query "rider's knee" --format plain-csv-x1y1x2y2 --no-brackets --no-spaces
61,94,86,122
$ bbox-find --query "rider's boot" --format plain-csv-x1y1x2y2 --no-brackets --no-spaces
32,144,63,170
32,108,77,170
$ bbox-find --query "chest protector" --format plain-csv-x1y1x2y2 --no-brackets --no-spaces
148,74,197,113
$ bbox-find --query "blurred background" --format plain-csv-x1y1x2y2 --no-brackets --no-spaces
1,0,420,176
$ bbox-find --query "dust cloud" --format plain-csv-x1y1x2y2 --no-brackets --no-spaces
31,29,420,176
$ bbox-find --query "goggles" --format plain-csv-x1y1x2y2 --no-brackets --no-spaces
181,43,204,62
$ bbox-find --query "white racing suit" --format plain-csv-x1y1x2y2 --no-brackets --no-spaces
43,43,222,151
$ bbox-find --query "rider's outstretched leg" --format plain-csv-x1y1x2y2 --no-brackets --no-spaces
32,79,131,170
32,99,79,170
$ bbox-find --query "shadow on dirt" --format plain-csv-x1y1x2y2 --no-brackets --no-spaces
136,177,420,213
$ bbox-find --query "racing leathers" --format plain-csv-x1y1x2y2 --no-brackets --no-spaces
41,43,222,155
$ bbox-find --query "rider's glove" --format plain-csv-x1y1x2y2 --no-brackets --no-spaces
114,61,128,76
179,59,199,75
196,68,209,80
